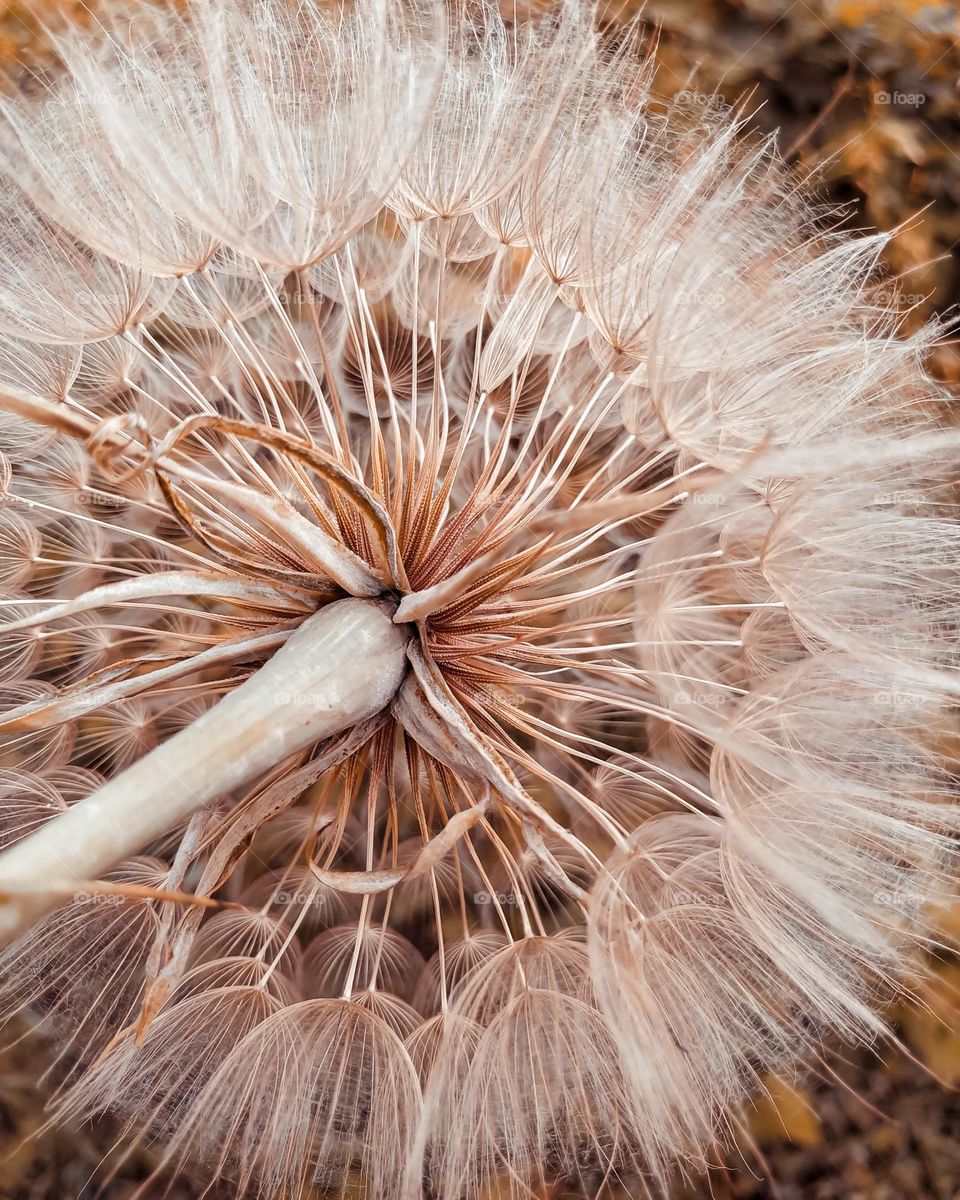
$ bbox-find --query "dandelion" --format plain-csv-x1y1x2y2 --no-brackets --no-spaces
0,1,957,1196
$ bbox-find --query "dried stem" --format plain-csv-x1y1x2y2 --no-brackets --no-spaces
0,597,409,945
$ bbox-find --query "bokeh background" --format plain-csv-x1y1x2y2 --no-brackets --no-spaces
0,1,958,1196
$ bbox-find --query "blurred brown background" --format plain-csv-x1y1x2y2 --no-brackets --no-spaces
0,0,958,1197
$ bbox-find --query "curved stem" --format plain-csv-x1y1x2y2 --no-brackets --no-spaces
0,598,410,946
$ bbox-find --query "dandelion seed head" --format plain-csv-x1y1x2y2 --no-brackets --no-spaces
0,1,956,1197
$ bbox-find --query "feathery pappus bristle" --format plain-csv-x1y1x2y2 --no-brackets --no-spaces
0,1,957,1197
